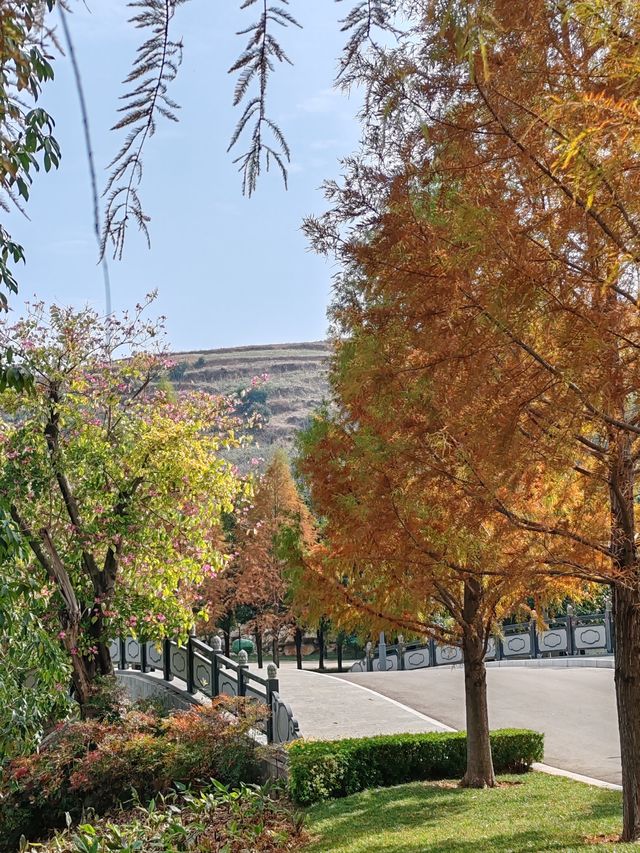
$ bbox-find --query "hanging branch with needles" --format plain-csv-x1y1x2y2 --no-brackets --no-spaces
228,0,301,197
102,0,186,260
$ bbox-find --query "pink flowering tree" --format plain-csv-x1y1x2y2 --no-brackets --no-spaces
0,299,249,710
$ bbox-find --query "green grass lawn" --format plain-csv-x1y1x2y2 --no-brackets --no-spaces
305,773,632,852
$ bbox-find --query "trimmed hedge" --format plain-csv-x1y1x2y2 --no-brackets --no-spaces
287,728,543,805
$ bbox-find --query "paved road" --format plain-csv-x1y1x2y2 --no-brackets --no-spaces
249,663,451,739
337,667,621,784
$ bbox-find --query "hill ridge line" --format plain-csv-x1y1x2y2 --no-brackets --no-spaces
171,340,330,357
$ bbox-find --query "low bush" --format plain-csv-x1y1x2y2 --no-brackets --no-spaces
0,698,267,851
23,781,306,852
287,728,544,805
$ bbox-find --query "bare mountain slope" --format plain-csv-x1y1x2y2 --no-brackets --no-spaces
168,342,331,464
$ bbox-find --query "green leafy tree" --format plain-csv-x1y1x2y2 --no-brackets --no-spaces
0,299,248,709
0,555,71,758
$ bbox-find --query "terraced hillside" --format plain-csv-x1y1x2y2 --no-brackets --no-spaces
168,342,331,466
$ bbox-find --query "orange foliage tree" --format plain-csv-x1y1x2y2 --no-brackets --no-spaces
297,337,586,787
231,450,316,667
303,0,640,834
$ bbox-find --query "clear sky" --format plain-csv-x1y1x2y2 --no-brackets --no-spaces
7,1,361,351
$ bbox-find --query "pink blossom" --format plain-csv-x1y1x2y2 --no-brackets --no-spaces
58,630,66,640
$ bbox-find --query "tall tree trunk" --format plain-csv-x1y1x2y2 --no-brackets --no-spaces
272,632,280,667
295,626,303,669
318,624,325,671
337,639,343,672
223,628,231,657
63,621,103,715
609,433,640,840
614,583,640,841
87,605,114,678
460,577,496,788
255,628,264,668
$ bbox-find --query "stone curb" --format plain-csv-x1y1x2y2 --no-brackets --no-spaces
485,657,614,669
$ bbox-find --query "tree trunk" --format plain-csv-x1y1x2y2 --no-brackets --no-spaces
87,604,114,678
337,639,343,673
272,633,280,667
255,628,264,668
318,624,325,671
223,628,231,657
609,433,640,841
460,578,496,788
295,626,303,669
614,583,640,841
70,653,95,709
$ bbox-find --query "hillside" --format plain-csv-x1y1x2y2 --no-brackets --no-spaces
168,342,331,466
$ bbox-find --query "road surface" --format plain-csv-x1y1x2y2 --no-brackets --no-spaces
336,666,621,784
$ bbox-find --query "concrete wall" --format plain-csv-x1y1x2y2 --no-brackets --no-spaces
115,669,202,711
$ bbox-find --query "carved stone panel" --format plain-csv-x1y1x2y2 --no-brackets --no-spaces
435,645,463,665
374,654,397,671
538,628,567,653
502,633,531,657
125,638,141,664
146,642,163,670
574,625,606,650
404,648,430,670
170,645,188,681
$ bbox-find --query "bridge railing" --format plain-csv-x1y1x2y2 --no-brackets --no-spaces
109,635,299,744
350,605,615,673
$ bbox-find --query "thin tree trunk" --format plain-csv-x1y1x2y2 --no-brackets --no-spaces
460,577,496,788
609,434,640,841
614,583,640,841
223,628,231,657
295,626,303,669
337,639,343,672
255,628,264,668
272,633,280,667
318,624,325,671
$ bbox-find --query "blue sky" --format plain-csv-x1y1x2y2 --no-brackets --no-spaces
7,2,361,351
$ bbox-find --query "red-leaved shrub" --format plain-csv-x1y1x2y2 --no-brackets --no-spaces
0,698,267,851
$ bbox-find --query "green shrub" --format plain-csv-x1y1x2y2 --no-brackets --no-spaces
23,781,306,852
0,698,267,851
287,728,544,805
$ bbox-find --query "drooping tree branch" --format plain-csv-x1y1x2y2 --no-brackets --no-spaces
102,0,186,259
228,0,300,196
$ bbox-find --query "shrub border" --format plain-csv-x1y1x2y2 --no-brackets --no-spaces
287,728,544,805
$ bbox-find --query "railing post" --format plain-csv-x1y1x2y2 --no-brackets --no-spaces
140,641,149,674
211,635,221,697
186,636,195,694
119,637,128,670
397,634,405,671
163,638,173,681
238,649,248,696
529,617,539,658
365,641,373,672
605,597,614,654
566,607,575,657
378,631,387,672
429,638,436,667
266,662,279,743
494,634,503,661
